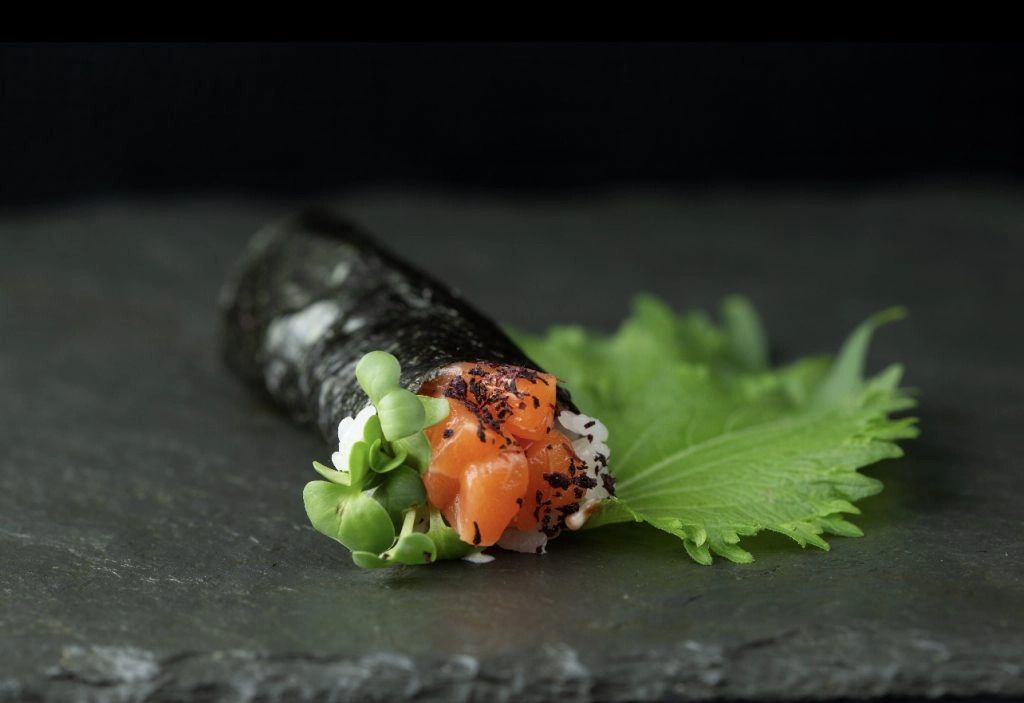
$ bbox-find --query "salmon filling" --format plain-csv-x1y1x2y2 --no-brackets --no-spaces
419,362,608,548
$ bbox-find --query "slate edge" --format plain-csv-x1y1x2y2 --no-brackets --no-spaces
8,624,1024,702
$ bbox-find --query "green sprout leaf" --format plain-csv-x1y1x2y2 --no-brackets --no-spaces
367,439,407,474
356,351,401,405
312,460,350,486
425,507,475,561
515,294,917,566
307,351,463,567
377,388,426,441
393,432,433,473
347,441,371,489
383,532,437,565
375,467,428,527
362,414,384,444
351,551,389,569
337,492,396,554
303,481,354,543
304,481,397,555
419,395,450,428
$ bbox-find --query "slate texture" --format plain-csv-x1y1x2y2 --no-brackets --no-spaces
1,189,1022,702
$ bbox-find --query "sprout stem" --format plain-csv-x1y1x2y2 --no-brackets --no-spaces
400,508,417,537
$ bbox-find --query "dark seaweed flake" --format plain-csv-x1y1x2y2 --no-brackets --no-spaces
574,474,598,490
602,473,617,495
543,472,570,490
446,376,468,401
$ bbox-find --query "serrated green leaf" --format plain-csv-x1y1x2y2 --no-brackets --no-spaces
516,295,916,566
709,539,754,564
580,498,641,530
818,514,864,538
720,295,768,372
813,307,906,408
683,539,712,565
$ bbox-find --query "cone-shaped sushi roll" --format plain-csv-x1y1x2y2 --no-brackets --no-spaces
221,209,612,566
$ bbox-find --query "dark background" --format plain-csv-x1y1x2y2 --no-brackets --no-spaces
1,41,1022,207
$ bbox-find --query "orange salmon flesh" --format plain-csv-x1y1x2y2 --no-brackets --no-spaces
420,362,594,547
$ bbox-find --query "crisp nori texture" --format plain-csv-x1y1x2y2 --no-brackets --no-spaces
221,208,574,443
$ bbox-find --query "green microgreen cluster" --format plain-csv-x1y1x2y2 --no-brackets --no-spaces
303,351,473,568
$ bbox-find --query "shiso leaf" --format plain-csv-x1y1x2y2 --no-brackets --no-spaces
720,295,769,372
515,295,917,565
812,307,906,409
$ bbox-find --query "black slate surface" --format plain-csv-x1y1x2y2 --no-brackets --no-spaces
1,189,1022,702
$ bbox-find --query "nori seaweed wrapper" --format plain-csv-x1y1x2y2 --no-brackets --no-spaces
220,208,575,443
